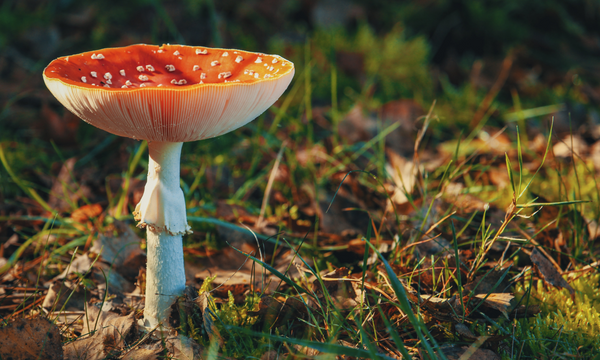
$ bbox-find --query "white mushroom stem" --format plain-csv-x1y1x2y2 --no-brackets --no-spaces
138,141,189,328
144,228,185,327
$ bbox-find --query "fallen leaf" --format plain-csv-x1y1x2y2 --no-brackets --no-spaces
82,303,137,345
530,248,575,294
43,280,90,311
386,148,418,205
313,267,359,310
455,323,477,340
165,335,203,360
91,220,146,280
553,134,587,158
249,296,309,334
71,203,103,223
0,317,63,360
52,254,95,281
473,293,515,318
63,336,105,360
64,304,137,359
121,347,158,360
464,269,511,295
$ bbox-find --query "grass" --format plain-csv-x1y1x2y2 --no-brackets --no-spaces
1,3,600,359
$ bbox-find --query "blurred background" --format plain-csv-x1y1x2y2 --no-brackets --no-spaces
2,0,600,230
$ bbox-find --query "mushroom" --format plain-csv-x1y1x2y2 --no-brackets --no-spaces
43,44,294,328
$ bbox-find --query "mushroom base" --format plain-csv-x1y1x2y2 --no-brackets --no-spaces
143,229,186,328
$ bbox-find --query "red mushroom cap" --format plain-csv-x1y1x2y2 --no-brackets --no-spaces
43,44,294,142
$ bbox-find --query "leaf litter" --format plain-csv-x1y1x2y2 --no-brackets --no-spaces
1,7,600,359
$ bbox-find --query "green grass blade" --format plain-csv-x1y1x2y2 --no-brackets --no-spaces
364,239,445,359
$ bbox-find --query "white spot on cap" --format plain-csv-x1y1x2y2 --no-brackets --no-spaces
264,74,272,78
137,66,144,72
91,53,105,60
81,76,87,83
139,75,149,81
121,85,128,88
106,79,112,85
254,73,259,78
157,84,163,87
268,66,274,71
171,79,187,85
255,57,262,64
193,65,200,71
218,71,232,79
90,71,97,78
157,49,164,53
165,64,176,72
200,73,206,79
272,58,278,64
120,69,126,76
196,49,208,55
104,72,112,80
173,50,180,56
103,84,110,87
140,83,146,87
222,52,229,57
146,65,155,71
211,61,220,66
235,55,243,63
199,80,204,84
125,80,132,86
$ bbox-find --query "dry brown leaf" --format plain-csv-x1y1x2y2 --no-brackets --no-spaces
530,248,575,294
0,317,63,360
64,305,136,359
43,280,90,311
121,347,158,360
165,335,203,360
71,203,103,223
52,254,95,281
464,269,511,295
197,292,223,347
63,336,105,360
82,304,137,347
386,148,418,205
553,134,588,158
248,296,309,333
313,267,359,310
455,323,477,340
474,293,514,318
91,220,146,280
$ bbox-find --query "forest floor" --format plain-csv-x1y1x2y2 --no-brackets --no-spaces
1,1,600,359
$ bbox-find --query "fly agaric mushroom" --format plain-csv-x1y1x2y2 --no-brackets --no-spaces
43,44,294,327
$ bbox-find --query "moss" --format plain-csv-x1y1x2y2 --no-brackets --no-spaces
512,269,600,356
192,277,268,359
